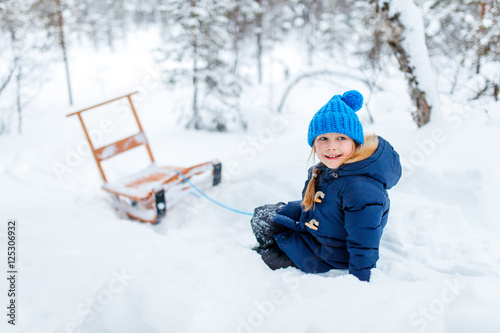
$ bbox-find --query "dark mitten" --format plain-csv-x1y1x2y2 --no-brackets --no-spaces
250,202,286,247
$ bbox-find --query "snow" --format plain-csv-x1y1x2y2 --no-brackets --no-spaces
97,144,118,160
1,28,500,333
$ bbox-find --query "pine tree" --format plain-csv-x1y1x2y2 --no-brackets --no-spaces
156,0,244,131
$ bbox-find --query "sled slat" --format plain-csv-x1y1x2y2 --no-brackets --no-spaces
95,132,146,161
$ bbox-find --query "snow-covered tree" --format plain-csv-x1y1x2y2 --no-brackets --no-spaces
372,0,440,127
156,0,245,131
251,0,291,83
225,0,255,74
423,0,499,101
0,0,53,135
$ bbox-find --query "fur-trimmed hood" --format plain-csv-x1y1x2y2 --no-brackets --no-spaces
316,135,401,189
345,134,379,164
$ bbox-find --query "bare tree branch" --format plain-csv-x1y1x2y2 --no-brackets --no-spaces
0,58,18,98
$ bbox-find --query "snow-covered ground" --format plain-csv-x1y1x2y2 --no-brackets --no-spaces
1,30,500,333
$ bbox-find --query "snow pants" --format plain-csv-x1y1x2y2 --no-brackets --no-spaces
250,202,296,270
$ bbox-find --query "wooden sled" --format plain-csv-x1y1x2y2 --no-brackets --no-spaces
67,91,222,223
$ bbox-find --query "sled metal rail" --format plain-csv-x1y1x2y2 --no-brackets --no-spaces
66,91,155,183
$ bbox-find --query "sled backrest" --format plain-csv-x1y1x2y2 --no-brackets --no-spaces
66,92,155,183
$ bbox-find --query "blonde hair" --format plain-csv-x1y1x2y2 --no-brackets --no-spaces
302,138,359,211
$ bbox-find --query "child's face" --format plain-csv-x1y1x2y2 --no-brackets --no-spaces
314,133,355,169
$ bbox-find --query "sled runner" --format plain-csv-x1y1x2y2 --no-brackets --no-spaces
66,91,222,223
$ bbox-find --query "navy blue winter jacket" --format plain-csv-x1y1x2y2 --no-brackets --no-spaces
273,135,402,281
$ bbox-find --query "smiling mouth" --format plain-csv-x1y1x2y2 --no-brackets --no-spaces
325,154,342,159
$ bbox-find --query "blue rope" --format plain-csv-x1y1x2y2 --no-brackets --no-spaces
175,171,253,216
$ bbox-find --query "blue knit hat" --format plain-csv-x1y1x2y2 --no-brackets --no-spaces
307,90,364,146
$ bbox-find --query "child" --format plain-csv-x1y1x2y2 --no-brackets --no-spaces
250,90,402,282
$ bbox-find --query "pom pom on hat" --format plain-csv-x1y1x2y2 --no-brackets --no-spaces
307,90,364,146
341,90,363,112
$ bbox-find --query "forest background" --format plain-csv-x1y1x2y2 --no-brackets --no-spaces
1,0,499,134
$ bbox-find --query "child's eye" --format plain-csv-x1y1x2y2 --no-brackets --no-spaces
318,137,327,141
337,136,346,140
